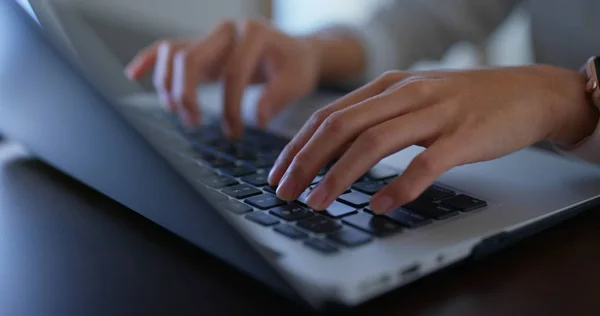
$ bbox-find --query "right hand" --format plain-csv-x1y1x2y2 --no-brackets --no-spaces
125,19,321,138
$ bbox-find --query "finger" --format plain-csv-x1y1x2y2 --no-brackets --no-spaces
255,77,297,128
125,41,162,80
153,41,186,112
370,135,466,214
306,107,443,210
268,71,410,188
170,22,236,127
221,21,271,139
276,79,443,202
171,51,202,126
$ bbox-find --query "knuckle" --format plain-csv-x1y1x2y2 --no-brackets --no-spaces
309,108,332,127
402,79,433,97
377,70,402,86
320,112,346,135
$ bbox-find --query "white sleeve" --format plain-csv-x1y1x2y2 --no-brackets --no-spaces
337,0,523,85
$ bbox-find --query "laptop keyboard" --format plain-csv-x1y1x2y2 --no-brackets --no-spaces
138,109,489,255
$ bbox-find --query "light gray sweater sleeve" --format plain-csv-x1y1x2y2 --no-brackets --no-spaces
345,0,523,83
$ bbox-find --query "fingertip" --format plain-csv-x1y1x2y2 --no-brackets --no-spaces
222,119,243,140
370,194,395,214
124,65,140,81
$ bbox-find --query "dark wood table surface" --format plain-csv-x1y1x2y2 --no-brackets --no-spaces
0,140,599,316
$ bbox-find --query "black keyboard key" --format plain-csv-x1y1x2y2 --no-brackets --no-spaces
264,185,278,194
338,191,371,208
352,181,385,195
270,204,313,221
245,194,287,210
274,224,309,240
373,208,433,228
245,212,279,226
327,229,372,247
297,215,342,234
342,212,402,237
304,239,339,254
201,153,235,168
199,175,238,189
403,200,459,220
220,164,256,177
202,189,229,202
219,200,253,214
365,164,398,181
421,185,455,201
312,186,350,194
324,201,358,218
245,156,276,168
227,148,256,161
242,173,270,187
221,184,262,199
441,194,487,212
181,148,216,162
206,138,237,153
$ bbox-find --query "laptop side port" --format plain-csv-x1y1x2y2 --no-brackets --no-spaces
399,264,421,282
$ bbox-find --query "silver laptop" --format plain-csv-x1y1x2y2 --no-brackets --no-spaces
2,0,600,309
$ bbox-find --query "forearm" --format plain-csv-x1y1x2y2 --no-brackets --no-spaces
301,31,367,85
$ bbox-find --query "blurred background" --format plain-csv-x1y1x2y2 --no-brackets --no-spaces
60,0,534,82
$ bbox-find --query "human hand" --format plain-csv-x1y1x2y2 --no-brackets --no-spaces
268,65,599,213
125,19,320,137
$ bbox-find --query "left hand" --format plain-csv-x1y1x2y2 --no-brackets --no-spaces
268,65,599,214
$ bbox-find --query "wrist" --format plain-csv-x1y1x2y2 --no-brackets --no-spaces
298,35,325,83
549,68,600,147
298,30,366,84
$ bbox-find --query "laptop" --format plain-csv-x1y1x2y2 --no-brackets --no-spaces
2,0,600,309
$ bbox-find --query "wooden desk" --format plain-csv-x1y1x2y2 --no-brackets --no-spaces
0,140,598,316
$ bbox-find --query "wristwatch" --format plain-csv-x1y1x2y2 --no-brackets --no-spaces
560,56,600,160
583,56,600,106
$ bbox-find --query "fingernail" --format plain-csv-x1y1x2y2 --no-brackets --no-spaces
371,195,394,214
276,174,298,201
306,186,329,210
